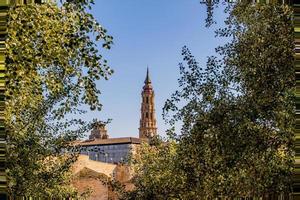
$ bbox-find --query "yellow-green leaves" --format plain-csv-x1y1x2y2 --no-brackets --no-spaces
5,1,113,197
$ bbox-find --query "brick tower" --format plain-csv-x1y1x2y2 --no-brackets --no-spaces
139,68,157,139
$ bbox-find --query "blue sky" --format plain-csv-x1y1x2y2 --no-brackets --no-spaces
83,0,228,138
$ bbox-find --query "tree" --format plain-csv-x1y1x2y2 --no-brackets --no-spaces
125,2,294,199
168,2,294,197
123,139,186,200
5,0,113,198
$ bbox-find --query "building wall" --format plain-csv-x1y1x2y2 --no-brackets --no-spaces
72,155,134,200
72,155,117,177
80,143,134,164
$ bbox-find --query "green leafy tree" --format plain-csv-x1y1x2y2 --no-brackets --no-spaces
5,0,113,198
124,139,186,200
167,2,294,197
125,2,294,199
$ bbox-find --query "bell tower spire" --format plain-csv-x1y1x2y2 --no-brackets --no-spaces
139,67,157,139
145,67,151,84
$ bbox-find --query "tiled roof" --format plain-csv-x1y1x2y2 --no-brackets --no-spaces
78,137,143,146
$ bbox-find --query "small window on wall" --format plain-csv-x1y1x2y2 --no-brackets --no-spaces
146,97,149,104
146,112,149,119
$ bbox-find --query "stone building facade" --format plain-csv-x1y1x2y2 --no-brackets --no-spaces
80,137,141,164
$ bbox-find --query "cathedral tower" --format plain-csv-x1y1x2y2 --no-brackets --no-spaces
139,68,157,139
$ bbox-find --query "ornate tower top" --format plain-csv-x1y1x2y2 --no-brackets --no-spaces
139,68,157,139
89,122,109,140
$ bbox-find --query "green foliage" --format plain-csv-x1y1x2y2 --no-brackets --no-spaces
123,139,186,200
5,1,112,198
125,2,294,199
199,0,285,27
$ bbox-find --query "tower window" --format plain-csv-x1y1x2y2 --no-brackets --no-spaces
146,112,148,119
146,97,149,104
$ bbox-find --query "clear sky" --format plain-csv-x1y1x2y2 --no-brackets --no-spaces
82,0,227,138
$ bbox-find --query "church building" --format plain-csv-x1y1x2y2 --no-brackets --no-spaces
79,68,157,164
